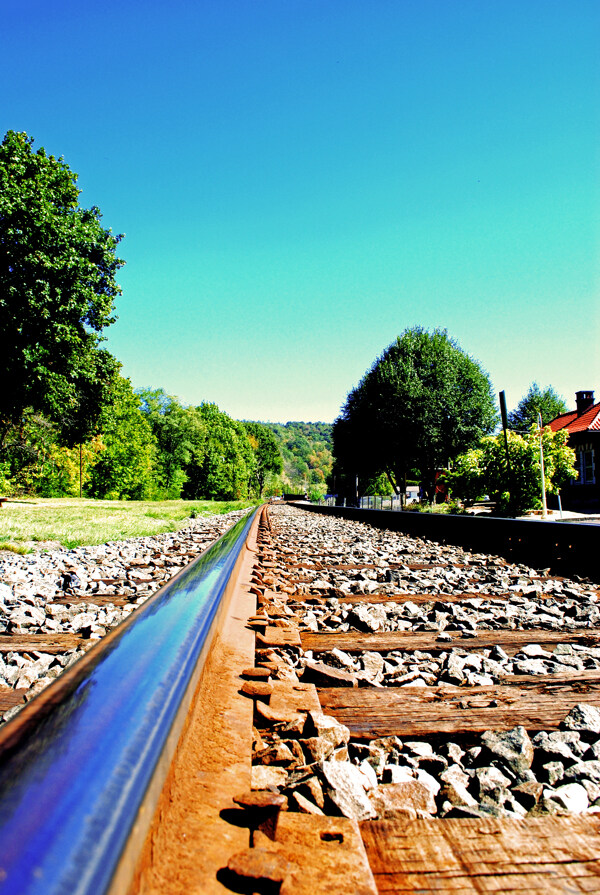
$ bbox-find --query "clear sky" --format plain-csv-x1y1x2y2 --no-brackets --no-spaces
3,0,599,422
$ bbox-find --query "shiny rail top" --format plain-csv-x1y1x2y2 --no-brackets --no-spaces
0,509,257,895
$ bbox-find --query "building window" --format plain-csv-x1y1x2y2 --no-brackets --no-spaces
576,449,595,485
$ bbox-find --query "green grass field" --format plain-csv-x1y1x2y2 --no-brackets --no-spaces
0,498,256,552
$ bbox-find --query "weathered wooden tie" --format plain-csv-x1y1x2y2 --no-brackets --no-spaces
301,628,600,655
318,683,600,737
361,816,600,893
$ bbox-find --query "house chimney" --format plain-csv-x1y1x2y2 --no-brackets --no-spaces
576,390,594,415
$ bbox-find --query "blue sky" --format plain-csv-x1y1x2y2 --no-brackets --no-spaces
3,0,599,422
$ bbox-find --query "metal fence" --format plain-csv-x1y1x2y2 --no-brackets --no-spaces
319,495,410,510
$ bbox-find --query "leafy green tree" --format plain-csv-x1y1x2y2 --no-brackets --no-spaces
330,401,380,503
243,422,283,497
334,328,497,502
446,426,577,515
0,410,64,495
508,383,567,430
87,376,156,499
362,472,395,497
34,436,103,498
441,448,486,507
182,404,255,500
137,389,206,498
0,131,124,450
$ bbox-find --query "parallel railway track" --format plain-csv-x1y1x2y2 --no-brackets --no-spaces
1,503,600,892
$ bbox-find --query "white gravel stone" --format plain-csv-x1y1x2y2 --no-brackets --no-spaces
546,783,589,814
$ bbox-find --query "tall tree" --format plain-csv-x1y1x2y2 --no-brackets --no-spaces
0,130,123,451
182,404,255,500
508,383,567,430
243,422,283,496
137,389,207,498
334,328,497,501
87,376,156,499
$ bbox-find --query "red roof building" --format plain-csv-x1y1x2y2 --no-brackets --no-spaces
549,391,599,512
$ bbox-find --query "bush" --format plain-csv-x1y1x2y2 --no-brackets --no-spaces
446,427,577,516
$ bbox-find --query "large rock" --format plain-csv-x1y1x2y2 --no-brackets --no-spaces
439,779,478,811
318,760,376,821
301,659,358,687
513,659,549,675
415,768,440,799
475,766,512,798
545,783,589,814
304,712,350,749
540,761,565,786
440,764,471,790
441,652,466,685
346,604,388,632
564,761,600,785
562,704,600,736
351,742,387,777
361,651,385,682
383,764,415,784
329,648,356,670
512,781,544,811
302,737,334,764
370,781,436,819
481,726,534,775
251,766,288,790
358,759,379,791
532,731,580,765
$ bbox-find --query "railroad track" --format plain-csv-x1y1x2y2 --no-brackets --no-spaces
1,504,600,892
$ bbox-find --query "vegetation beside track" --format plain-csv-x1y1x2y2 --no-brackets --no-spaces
0,498,255,552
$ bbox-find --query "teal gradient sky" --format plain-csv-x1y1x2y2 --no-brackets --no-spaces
3,0,599,422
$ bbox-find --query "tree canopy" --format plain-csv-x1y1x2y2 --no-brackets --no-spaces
243,422,283,497
333,328,497,501
0,130,123,450
137,388,207,498
86,376,156,500
181,404,255,500
508,383,567,431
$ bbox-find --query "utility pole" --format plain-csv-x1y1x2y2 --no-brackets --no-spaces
499,390,513,513
538,412,548,519
499,391,511,474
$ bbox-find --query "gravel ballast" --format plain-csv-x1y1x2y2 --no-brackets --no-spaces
250,505,600,821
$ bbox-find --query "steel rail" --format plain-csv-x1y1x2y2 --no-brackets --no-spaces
0,508,258,895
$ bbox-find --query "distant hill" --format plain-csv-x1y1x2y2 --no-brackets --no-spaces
260,422,333,493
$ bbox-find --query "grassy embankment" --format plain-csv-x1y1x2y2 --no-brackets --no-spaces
0,498,256,553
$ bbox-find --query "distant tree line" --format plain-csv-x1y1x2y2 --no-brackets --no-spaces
262,422,333,500
0,379,286,500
